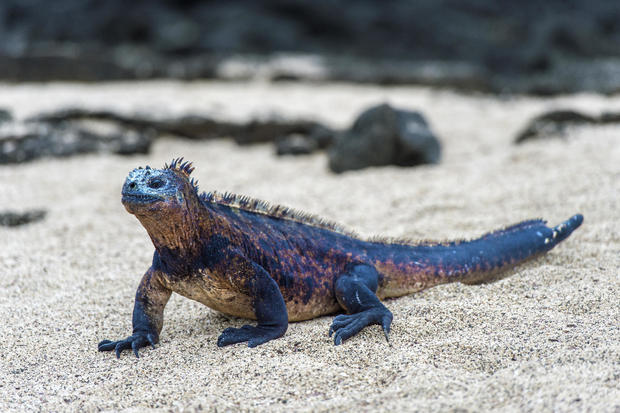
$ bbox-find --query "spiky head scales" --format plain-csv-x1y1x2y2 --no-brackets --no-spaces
165,157,195,177
163,157,200,193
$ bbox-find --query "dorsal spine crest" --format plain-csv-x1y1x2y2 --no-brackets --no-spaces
162,160,549,248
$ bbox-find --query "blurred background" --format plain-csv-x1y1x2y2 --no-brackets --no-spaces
2,0,620,172
2,0,620,207
2,0,620,93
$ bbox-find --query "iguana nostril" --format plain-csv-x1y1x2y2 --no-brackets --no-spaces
128,182,136,189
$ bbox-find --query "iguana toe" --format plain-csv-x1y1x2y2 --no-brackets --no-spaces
217,324,285,347
329,307,393,345
98,333,153,358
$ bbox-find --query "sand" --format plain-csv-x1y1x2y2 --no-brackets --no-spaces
0,81,618,412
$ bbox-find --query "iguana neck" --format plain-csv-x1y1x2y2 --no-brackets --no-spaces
136,200,205,261
136,198,234,263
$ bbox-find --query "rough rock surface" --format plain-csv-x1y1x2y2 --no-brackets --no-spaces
328,103,440,173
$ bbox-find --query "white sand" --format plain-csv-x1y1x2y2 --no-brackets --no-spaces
0,81,618,412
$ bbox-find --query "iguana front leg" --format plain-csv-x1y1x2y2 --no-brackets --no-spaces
213,248,288,347
98,267,171,358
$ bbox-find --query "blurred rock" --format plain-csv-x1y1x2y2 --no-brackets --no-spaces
308,124,336,149
0,120,152,164
599,112,620,123
31,108,331,146
2,1,620,93
328,104,440,173
9,106,333,164
0,209,46,227
233,119,327,145
275,124,335,156
515,109,620,143
0,109,12,124
0,55,137,82
276,134,318,156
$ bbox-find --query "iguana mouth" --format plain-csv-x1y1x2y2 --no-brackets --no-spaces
122,193,163,204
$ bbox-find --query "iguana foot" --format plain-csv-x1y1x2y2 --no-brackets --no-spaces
98,332,157,358
329,307,393,345
331,263,393,345
217,324,286,348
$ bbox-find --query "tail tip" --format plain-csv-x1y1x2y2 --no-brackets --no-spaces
554,213,583,241
569,213,584,229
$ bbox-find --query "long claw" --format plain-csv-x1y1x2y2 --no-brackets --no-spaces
146,333,156,349
132,340,140,358
383,329,390,344
382,315,392,343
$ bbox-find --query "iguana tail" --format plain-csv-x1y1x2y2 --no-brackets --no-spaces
371,214,583,298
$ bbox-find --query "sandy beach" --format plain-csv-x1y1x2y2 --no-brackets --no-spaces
0,81,618,412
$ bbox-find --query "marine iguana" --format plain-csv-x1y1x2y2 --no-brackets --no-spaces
98,158,583,357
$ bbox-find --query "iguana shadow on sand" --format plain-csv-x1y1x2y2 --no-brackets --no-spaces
98,158,583,358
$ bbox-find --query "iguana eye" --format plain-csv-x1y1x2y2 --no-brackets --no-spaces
148,178,164,189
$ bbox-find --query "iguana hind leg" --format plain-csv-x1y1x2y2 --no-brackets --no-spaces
329,263,393,345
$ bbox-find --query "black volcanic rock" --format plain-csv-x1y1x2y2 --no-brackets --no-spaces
276,124,335,156
515,109,620,143
0,209,46,227
0,109,12,124
30,108,331,145
328,104,440,173
276,134,318,156
0,120,153,164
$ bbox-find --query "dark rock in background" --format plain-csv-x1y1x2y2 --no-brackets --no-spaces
31,109,237,140
0,108,335,163
598,111,620,123
30,108,331,145
233,119,329,145
276,124,335,156
7,104,442,172
0,109,12,124
515,109,620,143
328,104,440,173
0,209,46,226
2,1,620,93
276,134,318,156
0,119,153,164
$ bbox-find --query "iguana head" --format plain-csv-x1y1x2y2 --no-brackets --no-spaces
121,158,198,217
